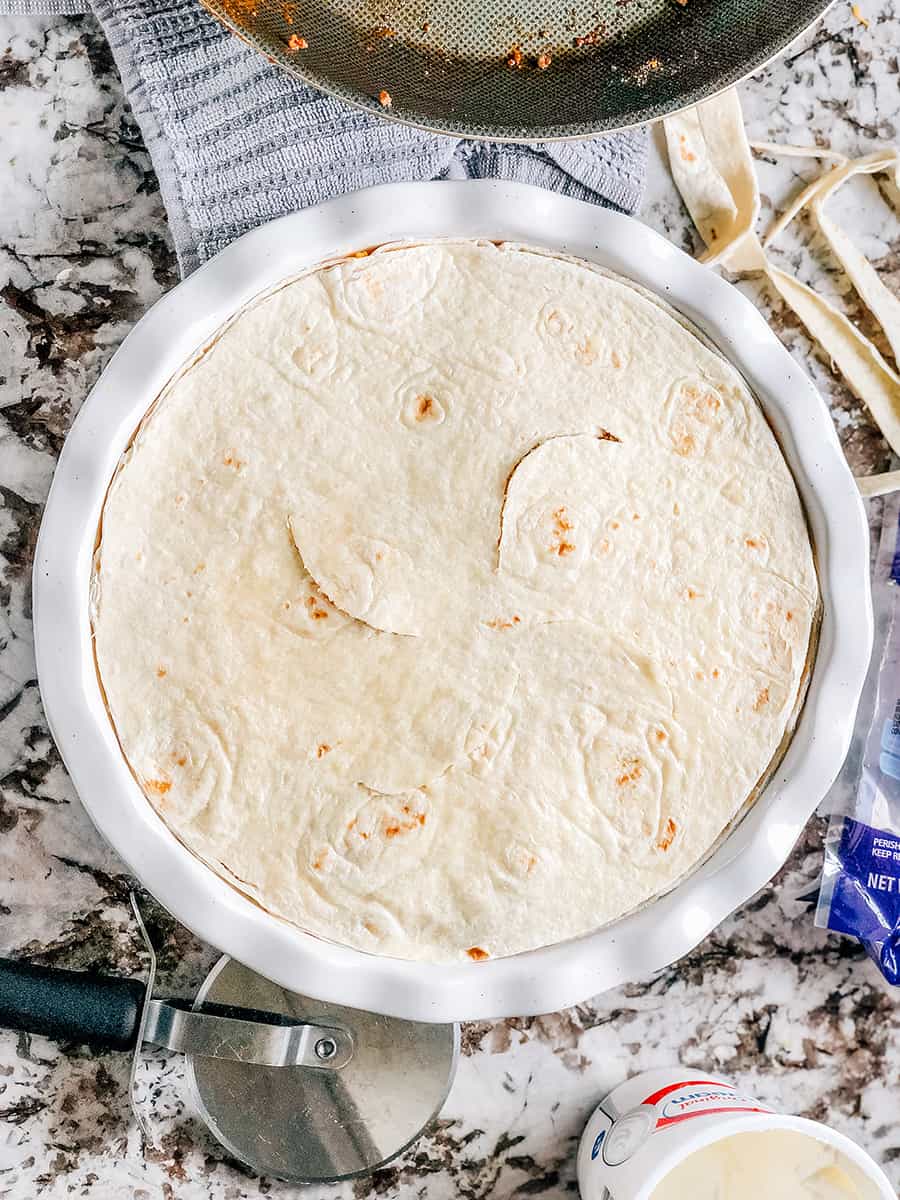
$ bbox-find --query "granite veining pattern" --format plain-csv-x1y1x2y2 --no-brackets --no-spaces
0,6,899,1197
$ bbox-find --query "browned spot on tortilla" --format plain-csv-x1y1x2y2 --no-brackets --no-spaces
317,743,331,758
498,435,617,563
156,666,167,678
575,337,597,365
753,686,770,712
745,537,764,550
658,817,677,851
712,668,720,679
597,427,621,442
655,728,667,742
611,351,622,369
616,756,643,786
786,610,793,621
679,138,696,163
193,562,206,574
486,615,521,630
348,818,370,840
467,946,489,961
223,453,244,469
415,395,435,420
695,670,705,681
673,502,680,516
145,778,171,796
384,808,426,838
685,588,699,600
550,506,577,556
312,851,327,870
312,609,329,620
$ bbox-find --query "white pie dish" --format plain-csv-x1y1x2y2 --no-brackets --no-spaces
33,180,871,1022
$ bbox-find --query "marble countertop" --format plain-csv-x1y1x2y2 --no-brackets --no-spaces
0,6,898,1196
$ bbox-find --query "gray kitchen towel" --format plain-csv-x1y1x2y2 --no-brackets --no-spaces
3,0,648,275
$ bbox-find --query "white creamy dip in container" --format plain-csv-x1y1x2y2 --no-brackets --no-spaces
577,1069,895,1200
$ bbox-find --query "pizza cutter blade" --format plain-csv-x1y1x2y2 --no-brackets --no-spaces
187,955,459,1182
0,896,458,1184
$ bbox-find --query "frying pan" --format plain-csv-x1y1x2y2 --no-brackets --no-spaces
199,0,833,138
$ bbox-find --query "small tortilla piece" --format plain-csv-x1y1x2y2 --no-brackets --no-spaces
812,200,900,368
750,142,848,164
665,107,739,251
856,470,900,499
762,149,898,248
498,423,815,659
765,262,900,456
287,512,422,636
664,92,762,271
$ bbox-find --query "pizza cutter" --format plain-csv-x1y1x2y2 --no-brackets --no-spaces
0,898,458,1182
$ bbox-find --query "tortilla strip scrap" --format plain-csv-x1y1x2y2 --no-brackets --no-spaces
663,93,900,492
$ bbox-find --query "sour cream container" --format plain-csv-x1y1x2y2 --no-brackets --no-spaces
577,1068,895,1200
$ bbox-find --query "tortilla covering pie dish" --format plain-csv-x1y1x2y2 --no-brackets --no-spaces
34,182,871,1018
91,238,819,963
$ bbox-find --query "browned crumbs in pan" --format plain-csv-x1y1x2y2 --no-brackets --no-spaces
573,26,605,46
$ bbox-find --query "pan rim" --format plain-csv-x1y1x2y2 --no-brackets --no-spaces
199,0,836,140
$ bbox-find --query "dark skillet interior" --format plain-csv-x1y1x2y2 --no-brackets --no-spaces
201,0,830,142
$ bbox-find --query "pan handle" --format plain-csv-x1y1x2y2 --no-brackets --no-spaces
0,957,146,1051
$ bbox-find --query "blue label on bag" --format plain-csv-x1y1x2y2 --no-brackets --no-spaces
827,817,900,983
889,506,900,584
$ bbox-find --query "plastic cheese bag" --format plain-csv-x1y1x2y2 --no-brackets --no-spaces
817,496,900,983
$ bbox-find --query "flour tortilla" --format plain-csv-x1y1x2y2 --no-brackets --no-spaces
92,240,817,962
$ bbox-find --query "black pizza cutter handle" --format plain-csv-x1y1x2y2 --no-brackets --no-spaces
0,956,146,1051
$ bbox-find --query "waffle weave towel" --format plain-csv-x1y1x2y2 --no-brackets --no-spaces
2,0,648,274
